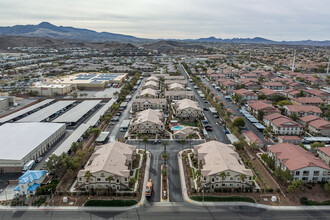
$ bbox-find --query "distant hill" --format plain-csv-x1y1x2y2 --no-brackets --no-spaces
0,22,145,42
0,22,329,46
187,36,330,46
143,40,204,53
0,34,137,52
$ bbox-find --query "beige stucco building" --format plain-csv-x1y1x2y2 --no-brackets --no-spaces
175,99,203,120
130,109,165,134
138,88,158,99
132,98,167,112
165,91,195,102
77,141,136,191
194,141,253,191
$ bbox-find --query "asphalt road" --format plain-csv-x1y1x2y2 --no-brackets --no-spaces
178,64,230,144
1,205,330,220
199,77,273,145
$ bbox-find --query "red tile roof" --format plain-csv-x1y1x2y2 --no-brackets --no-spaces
309,119,330,130
293,97,325,104
271,117,302,128
268,143,330,171
298,115,321,123
318,147,330,156
243,130,263,144
285,105,322,114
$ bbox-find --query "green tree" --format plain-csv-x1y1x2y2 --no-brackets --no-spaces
232,117,246,130
129,177,137,187
187,133,193,150
257,110,265,121
137,132,142,150
162,141,168,153
143,136,148,152
311,142,325,149
324,181,330,194
258,94,267,100
219,171,227,188
71,142,79,153
106,175,114,197
290,112,298,121
84,171,94,195
278,100,292,106
240,174,247,191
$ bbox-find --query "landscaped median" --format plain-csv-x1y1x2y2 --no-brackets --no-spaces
84,200,138,207
190,196,256,203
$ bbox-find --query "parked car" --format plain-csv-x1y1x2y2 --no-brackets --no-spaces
116,112,122,116
36,157,43,163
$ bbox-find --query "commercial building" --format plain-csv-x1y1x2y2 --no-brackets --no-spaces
0,123,66,172
48,72,128,90
268,143,330,182
30,83,72,96
77,141,136,191
194,141,253,191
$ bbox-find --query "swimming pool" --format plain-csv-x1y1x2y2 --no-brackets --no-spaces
172,126,184,130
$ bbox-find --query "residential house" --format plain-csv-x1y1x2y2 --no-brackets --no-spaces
175,99,203,120
216,79,237,90
298,115,322,127
308,119,330,137
247,100,280,117
268,143,330,182
14,170,47,196
164,80,187,88
241,73,258,79
278,136,301,145
165,91,195,102
194,141,254,191
263,113,288,127
132,98,167,112
292,97,325,106
281,89,301,99
77,141,136,191
258,88,285,98
262,82,286,90
284,105,322,117
130,109,164,134
304,89,330,101
270,117,302,135
242,130,264,148
233,89,258,102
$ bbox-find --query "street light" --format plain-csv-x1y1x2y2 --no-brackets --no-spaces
202,184,206,203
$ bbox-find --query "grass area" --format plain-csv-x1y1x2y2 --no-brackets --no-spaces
191,196,255,203
181,121,198,127
300,197,330,206
84,200,138,207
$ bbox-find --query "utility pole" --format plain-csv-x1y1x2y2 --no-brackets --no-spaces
327,55,330,75
291,50,296,72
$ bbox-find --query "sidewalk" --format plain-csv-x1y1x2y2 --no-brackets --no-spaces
177,150,330,211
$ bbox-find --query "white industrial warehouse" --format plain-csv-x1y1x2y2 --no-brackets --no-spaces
0,122,66,173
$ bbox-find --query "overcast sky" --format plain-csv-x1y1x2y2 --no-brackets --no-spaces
0,0,329,40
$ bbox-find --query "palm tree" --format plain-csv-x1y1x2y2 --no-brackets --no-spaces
219,172,227,188
180,138,186,151
143,136,148,153
162,141,168,153
84,171,94,195
240,174,247,191
113,91,119,98
106,175,114,197
137,132,142,151
162,152,169,165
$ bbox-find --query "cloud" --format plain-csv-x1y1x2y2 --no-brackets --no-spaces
0,0,329,40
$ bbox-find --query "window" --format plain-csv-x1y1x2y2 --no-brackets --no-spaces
230,184,233,186
117,179,120,183
295,171,300,175
204,177,206,181
302,177,308,181
230,177,233,180
303,171,309,176
101,173,105,177
97,178,101,181
313,171,320,176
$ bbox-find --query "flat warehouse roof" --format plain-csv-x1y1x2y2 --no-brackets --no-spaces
53,124,90,156
52,100,101,123
17,101,76,122
86,99,117,126
0,99,55,123
0,123,65,160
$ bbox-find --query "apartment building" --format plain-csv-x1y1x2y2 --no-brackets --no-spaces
165,91,195,102
233,89,258,102
262,82,286,90
175,99,203,120
270,117,302,135
317,147,330,166
142,80,159,90
138,88,158,99
130,109,164,134
77,141,136,191
292,97,325,106
268,143,330,182
132,98,167,112
194,141,253,192
308,119,330,137
168,82,185,91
